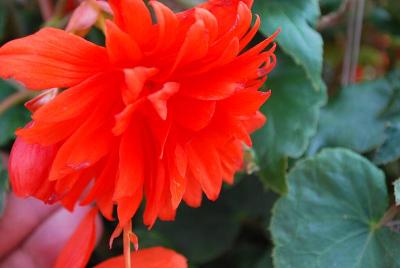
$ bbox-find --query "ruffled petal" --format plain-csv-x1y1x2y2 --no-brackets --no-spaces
187,138,222,201
218,140,243,184
108,0,153,47
0,28,109,90
183,171,202,208
173,96,216,131
9,135,57,198
171,18,210,71
143,160,166,227
148,82,180,120
32,73,115,124
48,113,114,181
168,144,188,209
105,20,143,67
149,1,179,54
114,120,146,200
219,89,271,116
54,207,98,268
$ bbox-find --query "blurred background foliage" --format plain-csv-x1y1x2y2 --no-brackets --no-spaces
0,0,400,267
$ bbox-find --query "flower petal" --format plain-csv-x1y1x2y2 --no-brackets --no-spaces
25,88,58,113
108,0,153,46
0,28,109,90
173,96,216,131
148,82,180,120
218,140,243,184
105,20,143,67
219,89,271,116
48,112,114,181
95,247,188,268
171,19,210,71
114,120,146,200
143,160,166,227
187,138,222,201
32,73,115,123
9,135,57,198
183,172,202,208
54,208,98,268
149,1,179,53
168,144,188,209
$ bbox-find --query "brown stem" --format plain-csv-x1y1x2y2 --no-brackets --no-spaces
378,205,400,228
317,0,351,31
0,91,33,116
53,0,68,18
341,0,365,86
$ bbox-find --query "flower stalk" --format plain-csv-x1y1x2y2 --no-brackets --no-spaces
123,221,133,268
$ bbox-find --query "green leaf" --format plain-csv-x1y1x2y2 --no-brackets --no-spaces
394,179,400,206
252,55,326,194
271,148,400,268
0,79,31,146
373,123,400,165
254,0,324,91
308,79,393,154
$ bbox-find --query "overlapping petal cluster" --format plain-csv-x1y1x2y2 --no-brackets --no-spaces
0,0,277,230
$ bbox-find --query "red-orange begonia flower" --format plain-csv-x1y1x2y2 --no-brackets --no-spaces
0,0,277,263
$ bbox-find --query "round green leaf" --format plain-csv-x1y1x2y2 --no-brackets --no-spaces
253,0,323,91
271,148,400,268
253,55,326,194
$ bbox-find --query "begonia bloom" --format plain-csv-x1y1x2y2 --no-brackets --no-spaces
0,0,277,251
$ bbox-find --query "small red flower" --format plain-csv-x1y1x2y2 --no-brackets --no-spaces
0,0,277,243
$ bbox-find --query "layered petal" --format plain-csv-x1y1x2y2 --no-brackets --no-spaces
187,138,223,201
108,0,153,46
0,28,109,90
105,20,143,67
9,135,57,199
54,208,98,268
